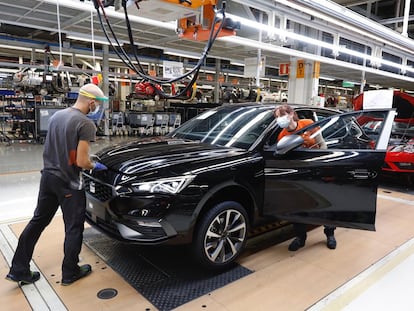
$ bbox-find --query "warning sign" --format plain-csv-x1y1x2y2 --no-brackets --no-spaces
296,59,305,78
279,63,289,76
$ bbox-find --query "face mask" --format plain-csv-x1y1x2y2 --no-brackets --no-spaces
88,103,100,115
277,115,290,128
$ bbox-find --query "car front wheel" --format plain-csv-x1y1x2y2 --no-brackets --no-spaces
193,201,248,270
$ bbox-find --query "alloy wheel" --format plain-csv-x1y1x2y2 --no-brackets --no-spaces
203,208,247,264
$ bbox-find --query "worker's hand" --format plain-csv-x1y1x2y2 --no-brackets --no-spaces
93,162,108,171
301,131,317,148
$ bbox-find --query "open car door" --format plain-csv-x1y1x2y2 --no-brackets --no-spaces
262,109,396,231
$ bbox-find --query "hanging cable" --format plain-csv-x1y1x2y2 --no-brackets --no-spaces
56,0,63,68
92,0,226,99
91,10,96,68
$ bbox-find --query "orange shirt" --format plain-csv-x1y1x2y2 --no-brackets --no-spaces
278,119,314,141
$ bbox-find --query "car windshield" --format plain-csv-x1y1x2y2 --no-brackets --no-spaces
167,105,275,149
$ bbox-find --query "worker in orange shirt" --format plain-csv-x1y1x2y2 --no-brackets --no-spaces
274,104,336,251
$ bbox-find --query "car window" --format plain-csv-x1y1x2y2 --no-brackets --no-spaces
293,111,390,150
266,108,339,146
296,110,314,120
168,106,275,149
296,108,338,122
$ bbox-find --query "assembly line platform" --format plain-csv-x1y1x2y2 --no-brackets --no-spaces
1,185,414,311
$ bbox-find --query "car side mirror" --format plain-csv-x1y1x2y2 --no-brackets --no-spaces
274,134,304,155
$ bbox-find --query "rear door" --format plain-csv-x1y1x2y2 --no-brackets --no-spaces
262,109,396,231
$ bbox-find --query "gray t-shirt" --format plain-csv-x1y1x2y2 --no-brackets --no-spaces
43,107,96,190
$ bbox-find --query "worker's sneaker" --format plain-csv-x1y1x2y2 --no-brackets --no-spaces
6,271,40,284
288,237,306,251
327,236,337,249
61,264,92,286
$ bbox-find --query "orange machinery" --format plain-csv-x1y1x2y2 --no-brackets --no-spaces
162,0,238,41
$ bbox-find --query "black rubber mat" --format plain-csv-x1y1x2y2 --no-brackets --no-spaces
83,227,253,311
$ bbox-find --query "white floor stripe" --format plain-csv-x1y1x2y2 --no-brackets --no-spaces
0,224,67,311
0,197,36,207
307,235,414,310
377,194,414,205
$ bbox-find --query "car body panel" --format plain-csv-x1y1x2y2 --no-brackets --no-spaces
84,104,395,249
263,149,383,230
383,138,414,173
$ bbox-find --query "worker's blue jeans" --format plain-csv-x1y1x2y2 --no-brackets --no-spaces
9,171,86,279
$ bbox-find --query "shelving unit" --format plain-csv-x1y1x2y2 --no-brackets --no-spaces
0,93,71,144
0,95,37,143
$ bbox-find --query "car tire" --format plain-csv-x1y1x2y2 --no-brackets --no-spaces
193,201,248,270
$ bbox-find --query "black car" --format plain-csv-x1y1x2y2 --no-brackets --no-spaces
84,103,395,269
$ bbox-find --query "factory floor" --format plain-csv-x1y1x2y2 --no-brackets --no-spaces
1,137,413,311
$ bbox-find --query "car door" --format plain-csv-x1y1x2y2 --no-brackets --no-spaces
262,109,396,231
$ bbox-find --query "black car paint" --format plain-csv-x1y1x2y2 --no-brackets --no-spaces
85,140,264,244
83,104,394,268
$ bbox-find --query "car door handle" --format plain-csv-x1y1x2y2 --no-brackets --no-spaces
347,170,376,179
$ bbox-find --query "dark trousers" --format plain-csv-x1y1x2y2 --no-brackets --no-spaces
293,223,336,240
9,171,86,279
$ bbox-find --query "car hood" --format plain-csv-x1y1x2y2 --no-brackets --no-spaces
95,137,249,177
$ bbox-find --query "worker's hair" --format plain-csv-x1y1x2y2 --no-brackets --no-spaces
275,104,299,121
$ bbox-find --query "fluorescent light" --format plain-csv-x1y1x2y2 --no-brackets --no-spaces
273,0,414,54
0,44,32,52
74,54,102,60
320,76,336,81
219,36,414,84
67,35,124,46
230,61,245,66
41,0,176,31
222,72,245,78
0,68,19,73
225,13,414,74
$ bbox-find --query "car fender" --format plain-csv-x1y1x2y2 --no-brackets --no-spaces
191,180,257,232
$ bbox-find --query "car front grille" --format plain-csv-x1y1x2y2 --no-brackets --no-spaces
84,175,114,202
86,210,168,242
124,221,167,240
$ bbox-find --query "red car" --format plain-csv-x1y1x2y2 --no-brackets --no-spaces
383,120,414,180
354,91,414,184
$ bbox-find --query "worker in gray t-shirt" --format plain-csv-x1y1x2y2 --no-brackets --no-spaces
6,83,108,286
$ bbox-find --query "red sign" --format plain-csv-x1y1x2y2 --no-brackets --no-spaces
279,63,290,76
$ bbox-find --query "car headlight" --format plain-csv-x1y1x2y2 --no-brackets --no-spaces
131,175,195,194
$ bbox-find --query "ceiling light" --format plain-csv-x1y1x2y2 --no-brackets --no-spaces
224,13,414,74
0,68,19,73
67,35,124,46
0,44,32,52
230,61,245,66
41,0,176,31
274,0,414,54
219,36,414,84
320,76,336,81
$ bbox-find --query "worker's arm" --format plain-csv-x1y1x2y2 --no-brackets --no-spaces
315,132,327,149
76,140,94,170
